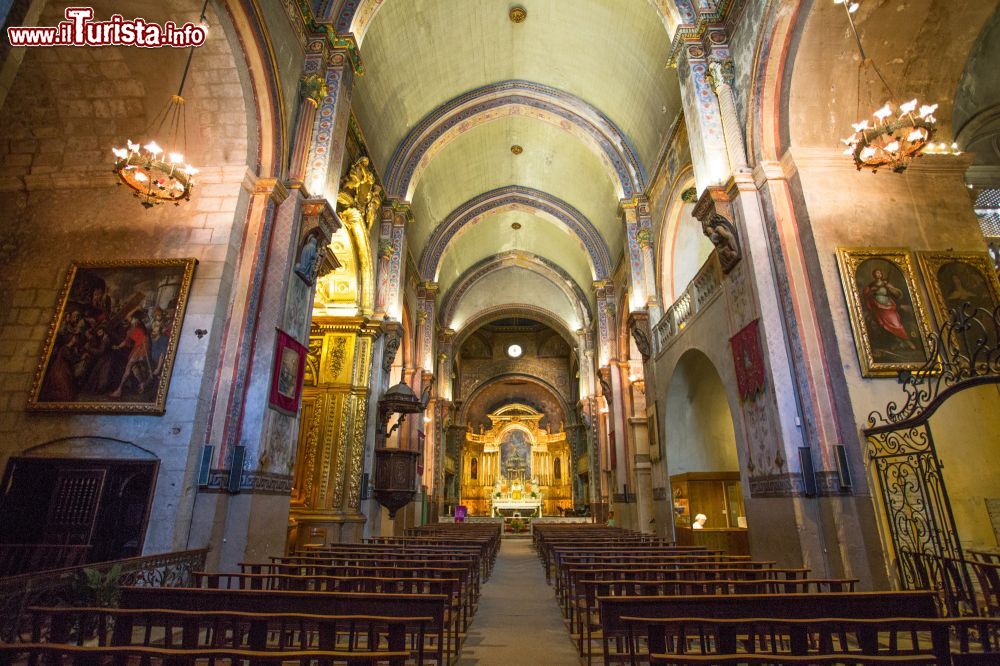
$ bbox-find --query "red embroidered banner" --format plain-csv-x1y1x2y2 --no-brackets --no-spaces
730,319,766,401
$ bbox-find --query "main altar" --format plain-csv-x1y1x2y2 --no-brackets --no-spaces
460,404,572,517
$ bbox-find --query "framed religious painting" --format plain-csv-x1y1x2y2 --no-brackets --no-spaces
647,402,662,462
28,259,197,414
917,250,1000,335
836,248,934,377
269,329,308,416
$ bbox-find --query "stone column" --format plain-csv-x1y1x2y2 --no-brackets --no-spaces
707,58,749,174
287,72,327,189
619,198,650,311
434,328,456,517
672,38,732,189
626,312,654,534
374,201,409,319
305,49,356,201
189,177,292,571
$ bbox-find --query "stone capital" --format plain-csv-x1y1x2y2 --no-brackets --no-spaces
418,281,440,300
299,74,328,108
251,177,289,204
706,57,736,92
301,197,340,240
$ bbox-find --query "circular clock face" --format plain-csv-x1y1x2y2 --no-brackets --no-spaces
507,344,523,358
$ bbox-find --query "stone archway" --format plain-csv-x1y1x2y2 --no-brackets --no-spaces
663,349,748,554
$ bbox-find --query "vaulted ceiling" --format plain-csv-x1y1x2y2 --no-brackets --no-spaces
350,0,681,336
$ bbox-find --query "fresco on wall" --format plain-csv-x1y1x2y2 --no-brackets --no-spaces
28,259,197,414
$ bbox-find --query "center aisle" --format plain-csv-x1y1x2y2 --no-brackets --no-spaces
457,537,580,665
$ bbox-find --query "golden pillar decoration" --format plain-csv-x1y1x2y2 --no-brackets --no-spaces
289,316,380,547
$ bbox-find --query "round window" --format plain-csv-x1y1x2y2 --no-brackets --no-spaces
507,344,523,358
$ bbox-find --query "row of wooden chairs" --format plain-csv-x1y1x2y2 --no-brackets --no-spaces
0,642,412,665
5,524,502,665
533,525,999,665
628,615,1000,665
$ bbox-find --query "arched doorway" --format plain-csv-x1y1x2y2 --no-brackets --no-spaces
663,349,749,554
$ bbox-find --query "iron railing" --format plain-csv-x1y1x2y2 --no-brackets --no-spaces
0,548,208,640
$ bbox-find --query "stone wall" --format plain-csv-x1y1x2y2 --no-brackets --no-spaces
0,0,251,554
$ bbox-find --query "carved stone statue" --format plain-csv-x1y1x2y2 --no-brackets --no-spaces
703,214,741,273
293,235,321,286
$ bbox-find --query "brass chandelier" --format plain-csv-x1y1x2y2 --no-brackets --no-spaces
836,0,938,173
112,2,207,207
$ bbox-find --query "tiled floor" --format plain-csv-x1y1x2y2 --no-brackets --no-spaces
457,538,581,665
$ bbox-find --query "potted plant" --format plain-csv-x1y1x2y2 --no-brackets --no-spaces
72,564,123,607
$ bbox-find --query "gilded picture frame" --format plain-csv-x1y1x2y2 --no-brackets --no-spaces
647,401,662,463
917,250,1000,327
836,248,934,378
269,329,308,416
28,258,197,414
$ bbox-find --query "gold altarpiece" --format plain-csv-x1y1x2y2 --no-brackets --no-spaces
288,156,380,548
288,317,379,548
461,404,572,516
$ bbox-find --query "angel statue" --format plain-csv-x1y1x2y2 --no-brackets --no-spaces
337,157,383,232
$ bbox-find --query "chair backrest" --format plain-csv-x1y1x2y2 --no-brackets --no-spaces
0,642,413,665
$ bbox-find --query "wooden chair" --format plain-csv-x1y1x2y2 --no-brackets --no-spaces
598,591,940,666
0,642,412,665
649,654,940,664
24,607,429,658
120,586,449,665
968,558,1000,616
622,616,1000,666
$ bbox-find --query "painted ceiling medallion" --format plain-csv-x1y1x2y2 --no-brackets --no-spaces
511,222,522,230
509,6,527,23
510,144,523,155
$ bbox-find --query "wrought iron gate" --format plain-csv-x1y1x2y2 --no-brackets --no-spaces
863,303,1000,615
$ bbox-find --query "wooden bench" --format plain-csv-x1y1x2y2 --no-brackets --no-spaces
554,555,773,603
572,578,858,658
547,546,716,584
21,606,430,664
649,654,939,665
120,586,450,664
271,555,481,600
194,573,465,637
560,566,810,620
240,563,476,630
628,616,1000,665
598,591,940,665
0,642,412,665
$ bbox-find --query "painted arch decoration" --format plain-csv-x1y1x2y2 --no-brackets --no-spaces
439,251,593,332
330,1,680,46
384,81,647,201
419,186,612,282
